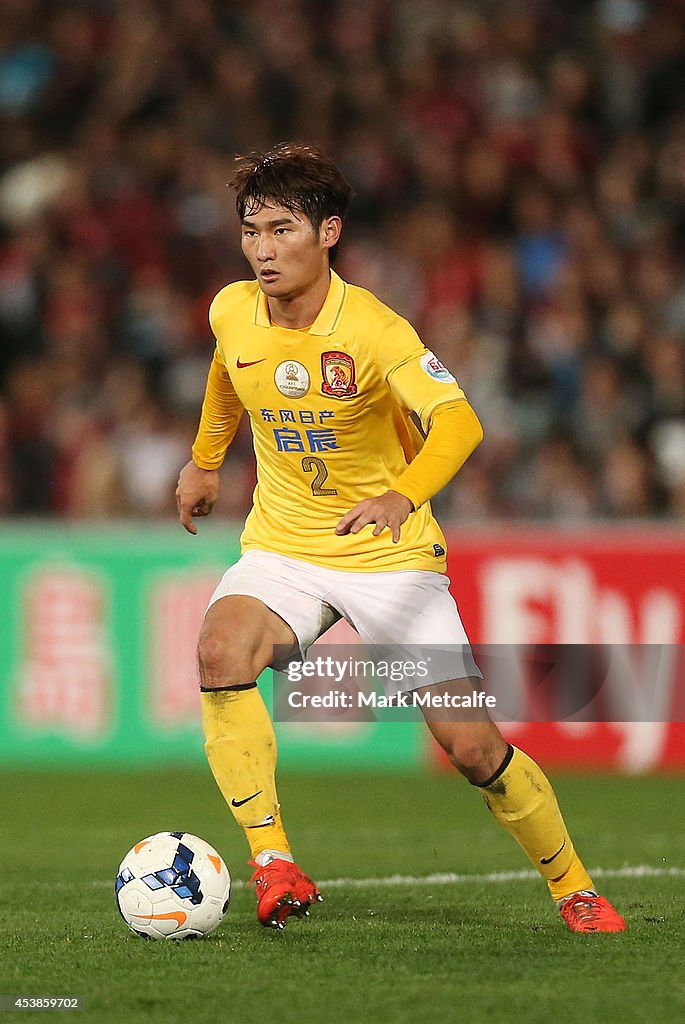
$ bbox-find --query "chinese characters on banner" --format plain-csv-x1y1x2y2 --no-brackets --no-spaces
15,566,111,739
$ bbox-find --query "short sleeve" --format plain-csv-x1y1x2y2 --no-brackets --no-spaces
375,317,466,432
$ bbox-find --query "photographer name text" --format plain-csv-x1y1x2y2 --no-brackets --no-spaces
286,690,496,710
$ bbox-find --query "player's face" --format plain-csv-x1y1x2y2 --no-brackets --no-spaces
240,202,339,300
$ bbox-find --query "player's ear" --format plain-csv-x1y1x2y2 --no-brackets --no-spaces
321,216,342,251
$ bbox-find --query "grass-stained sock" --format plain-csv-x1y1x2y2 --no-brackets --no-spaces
200,684,291,859
477,745,594,901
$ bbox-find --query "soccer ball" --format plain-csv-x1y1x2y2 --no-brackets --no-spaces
115,831,231,940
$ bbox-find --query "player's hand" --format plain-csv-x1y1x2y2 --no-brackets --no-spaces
335,490,414,544
175,460,220,535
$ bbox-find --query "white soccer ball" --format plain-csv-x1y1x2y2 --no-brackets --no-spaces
115,832,231,940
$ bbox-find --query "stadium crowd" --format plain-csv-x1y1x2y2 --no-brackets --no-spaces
1,0,684,522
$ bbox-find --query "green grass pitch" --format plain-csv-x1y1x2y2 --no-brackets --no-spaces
1,767,684,1024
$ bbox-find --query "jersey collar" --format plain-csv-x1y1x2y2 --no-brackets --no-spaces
254,270,348,335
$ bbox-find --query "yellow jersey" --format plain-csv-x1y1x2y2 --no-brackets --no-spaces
192,271,468,572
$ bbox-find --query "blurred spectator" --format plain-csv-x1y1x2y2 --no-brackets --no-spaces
0,0,684,523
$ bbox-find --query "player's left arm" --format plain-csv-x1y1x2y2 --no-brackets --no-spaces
336,320,483,543
335,401,483,542
390,398,484,510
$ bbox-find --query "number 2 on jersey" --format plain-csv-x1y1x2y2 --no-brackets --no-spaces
301,456,338,496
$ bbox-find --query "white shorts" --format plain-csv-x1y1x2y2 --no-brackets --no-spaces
207,550,481,693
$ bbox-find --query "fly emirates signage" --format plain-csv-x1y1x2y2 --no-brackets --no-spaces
442,529,685,772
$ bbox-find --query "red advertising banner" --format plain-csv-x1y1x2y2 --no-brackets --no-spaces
434,528,685,772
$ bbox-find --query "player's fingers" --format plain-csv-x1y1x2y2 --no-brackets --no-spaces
372,517,388,537
335,503,366,534
179,504,198,535
335,516,350,534
349,510,376,534
373,513,401,542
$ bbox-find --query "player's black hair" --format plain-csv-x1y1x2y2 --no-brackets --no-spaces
229,142,353,263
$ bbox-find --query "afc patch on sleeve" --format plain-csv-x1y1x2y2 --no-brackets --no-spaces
420,352,457,383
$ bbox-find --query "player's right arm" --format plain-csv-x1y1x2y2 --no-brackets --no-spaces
176,348,244,535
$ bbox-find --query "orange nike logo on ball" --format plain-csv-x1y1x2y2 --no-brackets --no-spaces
134,911,188,929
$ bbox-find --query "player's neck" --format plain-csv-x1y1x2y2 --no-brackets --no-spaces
267,269,331,330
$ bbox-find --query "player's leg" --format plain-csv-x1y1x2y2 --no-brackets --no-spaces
419,687,625,931
198,552,336,927
333,568,625,932
417,679,594,891
198,593,296,863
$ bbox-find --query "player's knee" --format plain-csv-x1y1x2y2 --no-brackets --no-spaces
443,738,503,785
197,627,259,688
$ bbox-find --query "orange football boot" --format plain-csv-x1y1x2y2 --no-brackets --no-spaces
248,858,322,930
560,891,626,933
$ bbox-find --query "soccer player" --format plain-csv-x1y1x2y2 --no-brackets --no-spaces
176,142,625,934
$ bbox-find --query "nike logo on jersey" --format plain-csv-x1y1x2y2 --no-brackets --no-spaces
231,790,263,807
540,839,567,865
236,357,266,368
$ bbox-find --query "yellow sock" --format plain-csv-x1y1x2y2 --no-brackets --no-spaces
478,746,594,901
200,685,291,860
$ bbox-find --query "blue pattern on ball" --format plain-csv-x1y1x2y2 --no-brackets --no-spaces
120,837,206,907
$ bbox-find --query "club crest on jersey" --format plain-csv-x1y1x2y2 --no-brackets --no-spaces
275,360,310,398
321,351,358,398
420,352,457,383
